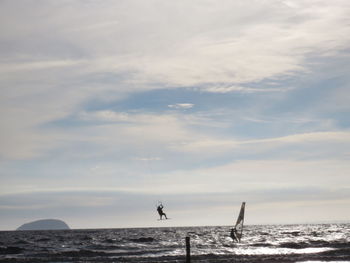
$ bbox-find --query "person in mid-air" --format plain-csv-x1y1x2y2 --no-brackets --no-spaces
157,203,168,220
230,227,238,242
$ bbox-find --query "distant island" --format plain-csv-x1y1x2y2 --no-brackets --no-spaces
17,219,70,231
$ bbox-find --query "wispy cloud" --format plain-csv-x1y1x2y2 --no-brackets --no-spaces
78,111,129,122
173,131,350,158
0,59,84,73
168,103,194,109
201,85,293,94
133,157,162,161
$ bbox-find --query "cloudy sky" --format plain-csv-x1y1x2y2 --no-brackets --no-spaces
1,0,350,230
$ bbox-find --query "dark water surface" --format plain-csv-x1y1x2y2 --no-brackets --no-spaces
0,224,349,262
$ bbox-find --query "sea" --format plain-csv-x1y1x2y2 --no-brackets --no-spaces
0,224,349,262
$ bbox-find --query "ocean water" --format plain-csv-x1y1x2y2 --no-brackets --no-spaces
0,224,349,262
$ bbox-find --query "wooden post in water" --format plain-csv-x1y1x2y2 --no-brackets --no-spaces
186,236,191,263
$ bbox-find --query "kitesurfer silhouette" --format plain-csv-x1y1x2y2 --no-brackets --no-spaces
157,203,168,220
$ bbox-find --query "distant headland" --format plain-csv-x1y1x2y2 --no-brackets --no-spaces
16,219,70,231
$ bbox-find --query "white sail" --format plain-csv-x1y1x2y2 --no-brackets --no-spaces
234,202,245,242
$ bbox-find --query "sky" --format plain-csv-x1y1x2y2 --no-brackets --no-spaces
1,0,350,230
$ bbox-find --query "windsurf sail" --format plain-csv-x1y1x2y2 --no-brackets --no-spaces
232,202,245,242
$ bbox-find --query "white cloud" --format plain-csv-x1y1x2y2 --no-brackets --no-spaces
78,110,129,122
201,85,293,94
139,158,350,194
133,157,162,161
168,103,194,109
100,0,350,87
0,59,84,73
2,0,350,86
173,131,350,155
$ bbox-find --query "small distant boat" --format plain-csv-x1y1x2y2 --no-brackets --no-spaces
230,202,246,242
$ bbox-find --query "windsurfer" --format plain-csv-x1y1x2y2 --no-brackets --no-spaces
157,204,168,220
230,227,238,242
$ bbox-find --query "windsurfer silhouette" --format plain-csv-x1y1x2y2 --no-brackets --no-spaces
157,203,168,220
230,227,238,242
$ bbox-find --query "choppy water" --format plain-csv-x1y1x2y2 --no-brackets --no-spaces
0,224,349,262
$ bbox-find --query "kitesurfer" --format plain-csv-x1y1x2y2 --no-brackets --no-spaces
157,203,168,220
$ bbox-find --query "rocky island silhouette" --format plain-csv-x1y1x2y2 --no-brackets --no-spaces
16,219,70,231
